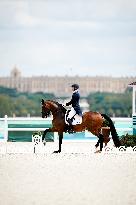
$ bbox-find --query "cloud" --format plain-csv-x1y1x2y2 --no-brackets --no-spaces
0,0,136,77
0,0,136,29
43,0,136,22
0,0,42,28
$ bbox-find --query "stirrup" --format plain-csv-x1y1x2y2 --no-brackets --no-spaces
68,129,73,134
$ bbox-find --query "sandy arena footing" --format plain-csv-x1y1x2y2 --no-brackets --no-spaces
0,141,136,205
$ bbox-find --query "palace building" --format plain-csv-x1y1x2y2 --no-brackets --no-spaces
0,67,135,97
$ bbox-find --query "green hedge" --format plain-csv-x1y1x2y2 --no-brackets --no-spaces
120,134,136,147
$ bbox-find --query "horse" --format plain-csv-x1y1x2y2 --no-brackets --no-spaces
41,99,121,153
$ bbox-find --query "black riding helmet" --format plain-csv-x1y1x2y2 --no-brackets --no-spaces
71,84,79,90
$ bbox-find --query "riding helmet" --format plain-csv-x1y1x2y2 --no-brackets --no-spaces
71,84,79,90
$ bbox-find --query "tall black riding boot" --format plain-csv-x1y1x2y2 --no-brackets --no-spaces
67,118,73,134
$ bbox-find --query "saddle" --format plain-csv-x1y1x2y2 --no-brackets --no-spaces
65,110,82,125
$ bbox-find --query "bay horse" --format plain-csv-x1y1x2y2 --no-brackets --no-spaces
41,99,121,153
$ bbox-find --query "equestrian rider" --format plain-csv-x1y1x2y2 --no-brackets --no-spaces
66,84,82,133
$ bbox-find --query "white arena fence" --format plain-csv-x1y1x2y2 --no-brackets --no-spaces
0,115,133,142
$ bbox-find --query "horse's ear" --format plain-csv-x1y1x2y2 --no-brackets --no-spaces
41,99,44,105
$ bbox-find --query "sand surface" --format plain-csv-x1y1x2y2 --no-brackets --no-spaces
0,142,136,205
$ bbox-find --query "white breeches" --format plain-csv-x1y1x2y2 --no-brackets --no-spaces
67,107,76,119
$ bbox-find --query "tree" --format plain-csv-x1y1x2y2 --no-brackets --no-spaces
87,91,132,117
0,95,14,117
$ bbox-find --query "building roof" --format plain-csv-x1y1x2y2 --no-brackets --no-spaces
128,82,136,87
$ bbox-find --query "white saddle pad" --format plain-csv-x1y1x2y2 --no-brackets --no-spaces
65,110,82,125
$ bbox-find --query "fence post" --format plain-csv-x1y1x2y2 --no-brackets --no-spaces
132,87,136,115
4,115,8,142
133,115,136,135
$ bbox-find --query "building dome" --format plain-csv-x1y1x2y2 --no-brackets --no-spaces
10,66,21,78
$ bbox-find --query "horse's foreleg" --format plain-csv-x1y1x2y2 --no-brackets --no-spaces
59,133,63,152
53,132,63,153
42,128,51,145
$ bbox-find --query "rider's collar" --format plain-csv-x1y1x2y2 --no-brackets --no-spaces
73,89,78,93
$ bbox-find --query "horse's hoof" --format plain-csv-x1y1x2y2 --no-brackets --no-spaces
94,150,101,154
42,141,46,146
53,150,61,154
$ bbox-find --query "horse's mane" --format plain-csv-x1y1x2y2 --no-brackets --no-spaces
47,100,66,114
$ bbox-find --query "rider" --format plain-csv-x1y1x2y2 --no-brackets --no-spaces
66,84,82,133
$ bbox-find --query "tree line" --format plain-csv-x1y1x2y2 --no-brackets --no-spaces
0,86,132,117
87,88,132,117
0,86,55,117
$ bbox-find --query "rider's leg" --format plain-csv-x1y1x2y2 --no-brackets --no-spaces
67,107,76,119
67,118,73,133
67,118,73,124
67,108,76,133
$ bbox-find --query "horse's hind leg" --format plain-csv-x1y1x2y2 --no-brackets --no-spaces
95,138,100,149
95,134,104,152
99,134,104,151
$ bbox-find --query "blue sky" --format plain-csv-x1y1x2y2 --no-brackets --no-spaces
0,0,136,77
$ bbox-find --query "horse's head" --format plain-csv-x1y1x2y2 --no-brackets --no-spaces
41,99,51,118
41,99,66,118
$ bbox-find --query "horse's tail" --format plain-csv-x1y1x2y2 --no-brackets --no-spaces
101,113,121,147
